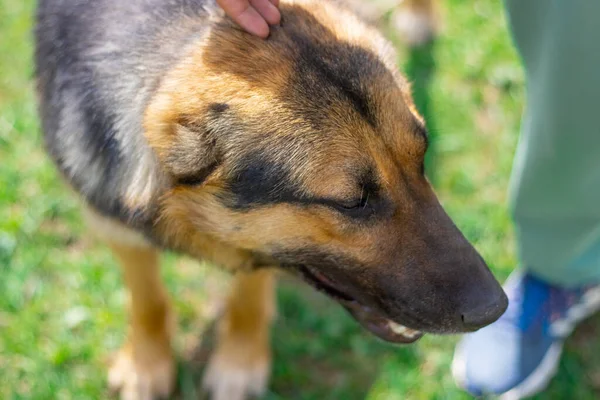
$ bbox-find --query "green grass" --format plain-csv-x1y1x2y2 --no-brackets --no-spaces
2,0,600,398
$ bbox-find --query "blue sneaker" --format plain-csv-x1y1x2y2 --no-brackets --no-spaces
452,271,600,399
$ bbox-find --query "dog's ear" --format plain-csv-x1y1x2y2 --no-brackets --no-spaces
144,95,224,186
163,115,222,185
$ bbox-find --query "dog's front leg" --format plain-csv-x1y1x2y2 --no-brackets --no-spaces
203,269,276,400
107,243,175,400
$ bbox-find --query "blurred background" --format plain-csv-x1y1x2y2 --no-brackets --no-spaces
1,0,599,398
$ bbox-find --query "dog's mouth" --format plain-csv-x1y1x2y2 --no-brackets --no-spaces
296,265,423,344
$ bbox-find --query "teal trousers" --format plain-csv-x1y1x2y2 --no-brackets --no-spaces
505,0,600,286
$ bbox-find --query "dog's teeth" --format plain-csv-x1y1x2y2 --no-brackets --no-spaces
388,321,420,338
406,329,420,338
388,321,408,335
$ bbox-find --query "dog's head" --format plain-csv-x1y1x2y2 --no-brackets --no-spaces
145,0,507,343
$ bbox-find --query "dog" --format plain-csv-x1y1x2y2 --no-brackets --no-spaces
35,0,507,398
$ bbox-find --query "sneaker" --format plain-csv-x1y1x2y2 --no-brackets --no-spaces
452,271,600,399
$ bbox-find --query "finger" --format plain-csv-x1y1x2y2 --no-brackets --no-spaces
269,0,280,7
216,0,270,38
250,0,281,25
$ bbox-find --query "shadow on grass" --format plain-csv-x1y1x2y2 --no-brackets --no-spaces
176,278,420,400
404,40,439,185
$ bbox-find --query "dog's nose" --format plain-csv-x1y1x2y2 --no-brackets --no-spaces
460,289,508,331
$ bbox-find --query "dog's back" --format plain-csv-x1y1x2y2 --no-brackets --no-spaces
36,0,215,230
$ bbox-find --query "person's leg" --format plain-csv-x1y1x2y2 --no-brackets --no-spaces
508,0,600,286
453,1,600,397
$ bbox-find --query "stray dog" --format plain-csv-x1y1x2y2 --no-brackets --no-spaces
35,0,507,398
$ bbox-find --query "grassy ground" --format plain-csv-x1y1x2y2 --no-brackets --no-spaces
2,0,600,399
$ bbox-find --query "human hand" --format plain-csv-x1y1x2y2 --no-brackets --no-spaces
216,0,281,38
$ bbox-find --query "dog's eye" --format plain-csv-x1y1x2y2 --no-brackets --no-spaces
337,199,364,210
331,194,372,217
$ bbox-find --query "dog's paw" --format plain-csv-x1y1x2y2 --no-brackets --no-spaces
392,6,437,47
108,347,175,400
202,349,270,400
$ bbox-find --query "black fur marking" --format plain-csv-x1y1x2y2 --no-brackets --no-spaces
358,167,381,199
224,152,390,220
288,30,381,128
209,103,229,113
413,123,429,146
261,8,393,129
79,96,122,183
412,123,428,175
174,159,219,186
225,152,303,208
